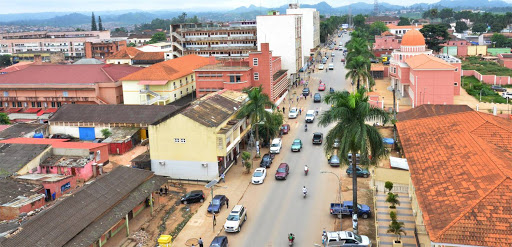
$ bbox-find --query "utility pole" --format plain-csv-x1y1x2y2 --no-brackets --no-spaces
374,0,379,16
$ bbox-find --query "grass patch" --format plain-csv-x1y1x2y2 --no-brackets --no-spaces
462,56,512,77
462,76,510,104
170,207,194,239
159,205,177,234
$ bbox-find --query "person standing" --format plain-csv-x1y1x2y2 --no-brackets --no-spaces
198,237,204,247
299,108,302,115
226,197,229,208
213,213,217,226
282,106,285,114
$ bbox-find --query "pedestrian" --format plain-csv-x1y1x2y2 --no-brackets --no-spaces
159,187,163,196
226,197,229,208
198,237,204,247
213,213,217,226
164,186,168,195
220,173,225,183
296,96,299,102
299,108,302,115
282,106,285,114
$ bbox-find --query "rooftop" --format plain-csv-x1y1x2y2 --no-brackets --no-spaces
49,104,184,125
0,64,143,85
72,58,104,65
0,123,46,140
0,143,50,178
396,104,473,122
400,28,425,46
405,54,455,70
181,90,247,127
16,173,72,183
386,24,423,30
0,138,107,150
120,54,210,81
396,107,512,246
39,155,91,168
0,179,42,205
108,47,164,62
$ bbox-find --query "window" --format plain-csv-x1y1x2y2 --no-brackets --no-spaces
37,102,41,107
180,138,186,143
174,138,180,143
63,91,68,97
12,102,16,107
180,91,183,95
57,102,62,107
455,68,458,72
393,67,396,73
51,102,56,108
174,93,177,98
3,91,7,97
71,102,75,104
229,75,241,82
254,72,259,81
399,54,402,60
17,102,22,107
31,102,35,107
253,58,258,66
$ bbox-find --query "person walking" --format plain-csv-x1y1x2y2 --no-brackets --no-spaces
220,173,225,183
299,108,302,115
282,106,285,114
198,237,204,247
226,197,229,208
213,213,217,226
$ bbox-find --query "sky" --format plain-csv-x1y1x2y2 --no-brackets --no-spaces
1,0,464,14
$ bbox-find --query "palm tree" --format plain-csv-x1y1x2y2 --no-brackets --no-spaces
387,220,407,242
236,86,274,154
345,56,372,90
241,151,252,173
258,112,284,146
319,88,389,231
386,192,400,209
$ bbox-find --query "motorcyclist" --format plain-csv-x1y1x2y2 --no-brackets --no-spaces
305,124,308,132
304,165,309,174
302,186,308,196
288,233,295,242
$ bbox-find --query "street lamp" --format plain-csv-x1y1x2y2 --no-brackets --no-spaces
320,170,343,231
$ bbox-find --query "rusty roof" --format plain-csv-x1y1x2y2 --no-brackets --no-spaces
120,54,209,81
396,108,512,246
396,104,473,122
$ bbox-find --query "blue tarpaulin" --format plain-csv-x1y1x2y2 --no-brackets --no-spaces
382,138,394,145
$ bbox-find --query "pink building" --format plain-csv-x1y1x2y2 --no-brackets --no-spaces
365,16,400,25
16,173,77,201
194,43,289,102
373,31,401,57
442,39,471,56
498,53,512,69
389,29,461,107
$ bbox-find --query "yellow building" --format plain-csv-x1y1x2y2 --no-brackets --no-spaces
120,54,210,105
149,90,249,180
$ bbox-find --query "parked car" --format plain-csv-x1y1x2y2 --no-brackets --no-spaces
492,85,507,92
269,138,282,154
346,165,370,178
325,231,371,246
318,83,326,91
291,139,303,152
275,163,290,180
328,63,334,70
333,138,340,148
305,110,315,123
331,52,335,57
502,92,512,99
260,153,273,168
370,58,379,63
313,132,323,145
252,168,267,184
280,124,290,135
181,190,205,205
224,205,247,233
209,236,228,247
341,58,345,63
50,133,73,139
288,107,298,119
207,195,227,213
319,64,325,70
302,88,310,96
330,201,372,218
329,154,340,167
314,93,322,102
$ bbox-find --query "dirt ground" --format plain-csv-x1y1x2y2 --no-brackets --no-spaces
104,145,149,172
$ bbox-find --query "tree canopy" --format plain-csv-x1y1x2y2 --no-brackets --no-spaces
420,24,450,53
397,17,410,26
455,21,469,33
148,32,167,44
491,33,512,48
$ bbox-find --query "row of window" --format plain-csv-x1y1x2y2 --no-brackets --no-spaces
1,101,74,108
174,138,186,143
4,91,69,97
197,74,223,77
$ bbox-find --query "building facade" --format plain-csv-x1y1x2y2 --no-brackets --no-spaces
286,4,320,65
194,43,289,102
373,31,401,57
365,16,400,25
169,21,258,59
121,55,209,105
0,31,111,59
85,40,127,59
386,24,423,36
389,29,461,107
257,11,302,80
106,47,165,67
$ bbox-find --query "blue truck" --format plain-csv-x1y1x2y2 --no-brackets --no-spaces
330,201,372,219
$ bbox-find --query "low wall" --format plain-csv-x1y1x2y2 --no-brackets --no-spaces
462,70,512,85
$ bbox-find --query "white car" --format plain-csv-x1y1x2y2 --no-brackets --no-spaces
224,205,247,232
319,64,325,70
269,138,282,154
502,92,512,99
288,107,298,119
305,110,315,123
331,52,335,57
326,231,371,246
251,167,267,184
328,63,334,70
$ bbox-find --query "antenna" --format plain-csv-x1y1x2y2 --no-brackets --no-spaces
374,0,379,16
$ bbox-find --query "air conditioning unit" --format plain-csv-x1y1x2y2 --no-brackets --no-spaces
159,161,165,166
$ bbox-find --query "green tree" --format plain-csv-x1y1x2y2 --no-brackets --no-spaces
439,8,454,22
258,112,284,146
0,55,12,67
177,12,187,23
75,28,85,31
386,192,400,208
101,128,112,138
397,17,411,26
385,181,394,193
420,24,449,52
423,8,438,19
91,12,97,31
491,33,511,48
114,27,128,33
98,16,103,31
0,113,10,124
389,211,397,222
319,88,389,229
236,86,274,153
241,151,252,173
148,32,167,44
387,220,407,242
472,22,487,33
369,21,389,37
455,21,469,33
345,56,372,90
128,42,136,47
353,14,366,28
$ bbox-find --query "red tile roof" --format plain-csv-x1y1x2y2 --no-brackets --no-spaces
405,54,455,70
120,55,210,81
0,64,143,84
108,47,141,59
0,62,33,73
0,137,107,149
396,109,512,246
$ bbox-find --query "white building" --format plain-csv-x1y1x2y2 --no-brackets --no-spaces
257,11,302,79
286,4,320,66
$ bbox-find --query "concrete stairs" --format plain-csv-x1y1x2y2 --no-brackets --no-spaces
375,192,417,247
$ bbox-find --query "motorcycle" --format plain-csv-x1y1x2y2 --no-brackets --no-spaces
305,125,308,132
304,167,309,176
288,235,295,246
303,191,307,198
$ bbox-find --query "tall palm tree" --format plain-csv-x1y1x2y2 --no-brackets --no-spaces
236,86,274,153
345,56,372,90
319,88,389,231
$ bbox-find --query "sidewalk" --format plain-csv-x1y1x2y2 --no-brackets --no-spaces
375,192,416,247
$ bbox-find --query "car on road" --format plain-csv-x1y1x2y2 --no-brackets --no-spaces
319,64,325,70
329,154,340,167
341,58,345,63
318,83,326,91
302,88,310,96
280,124,290,135
305,110,315,123
313,132,323,144
252,168,267,184
209,236,228,247
314,93,322,102
181,190,205,205
325,231,371,246
224,205,247,233
275,163,290,180
269,138,282,154
502,92,512,99
207,195,227,213
288,107,298,119
346,165,370,178
328,63,334,70
331,52,335,57
260,153,273,168
291,139,303,152
492,85,507,92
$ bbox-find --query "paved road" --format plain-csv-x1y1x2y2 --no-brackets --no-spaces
226,34,352,247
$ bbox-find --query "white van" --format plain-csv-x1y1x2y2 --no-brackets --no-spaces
305,110,315,123
502,92,512,99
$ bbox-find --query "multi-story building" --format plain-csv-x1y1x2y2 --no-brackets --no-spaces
389,29,461,107
257,11,302,81
195,43,289,102
85,40,127,59
120,54,210,105
169,21,258,59
286,4,320,66
365,16,400,25
373,31,401,57
386,24,423,36
0,31,111,59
